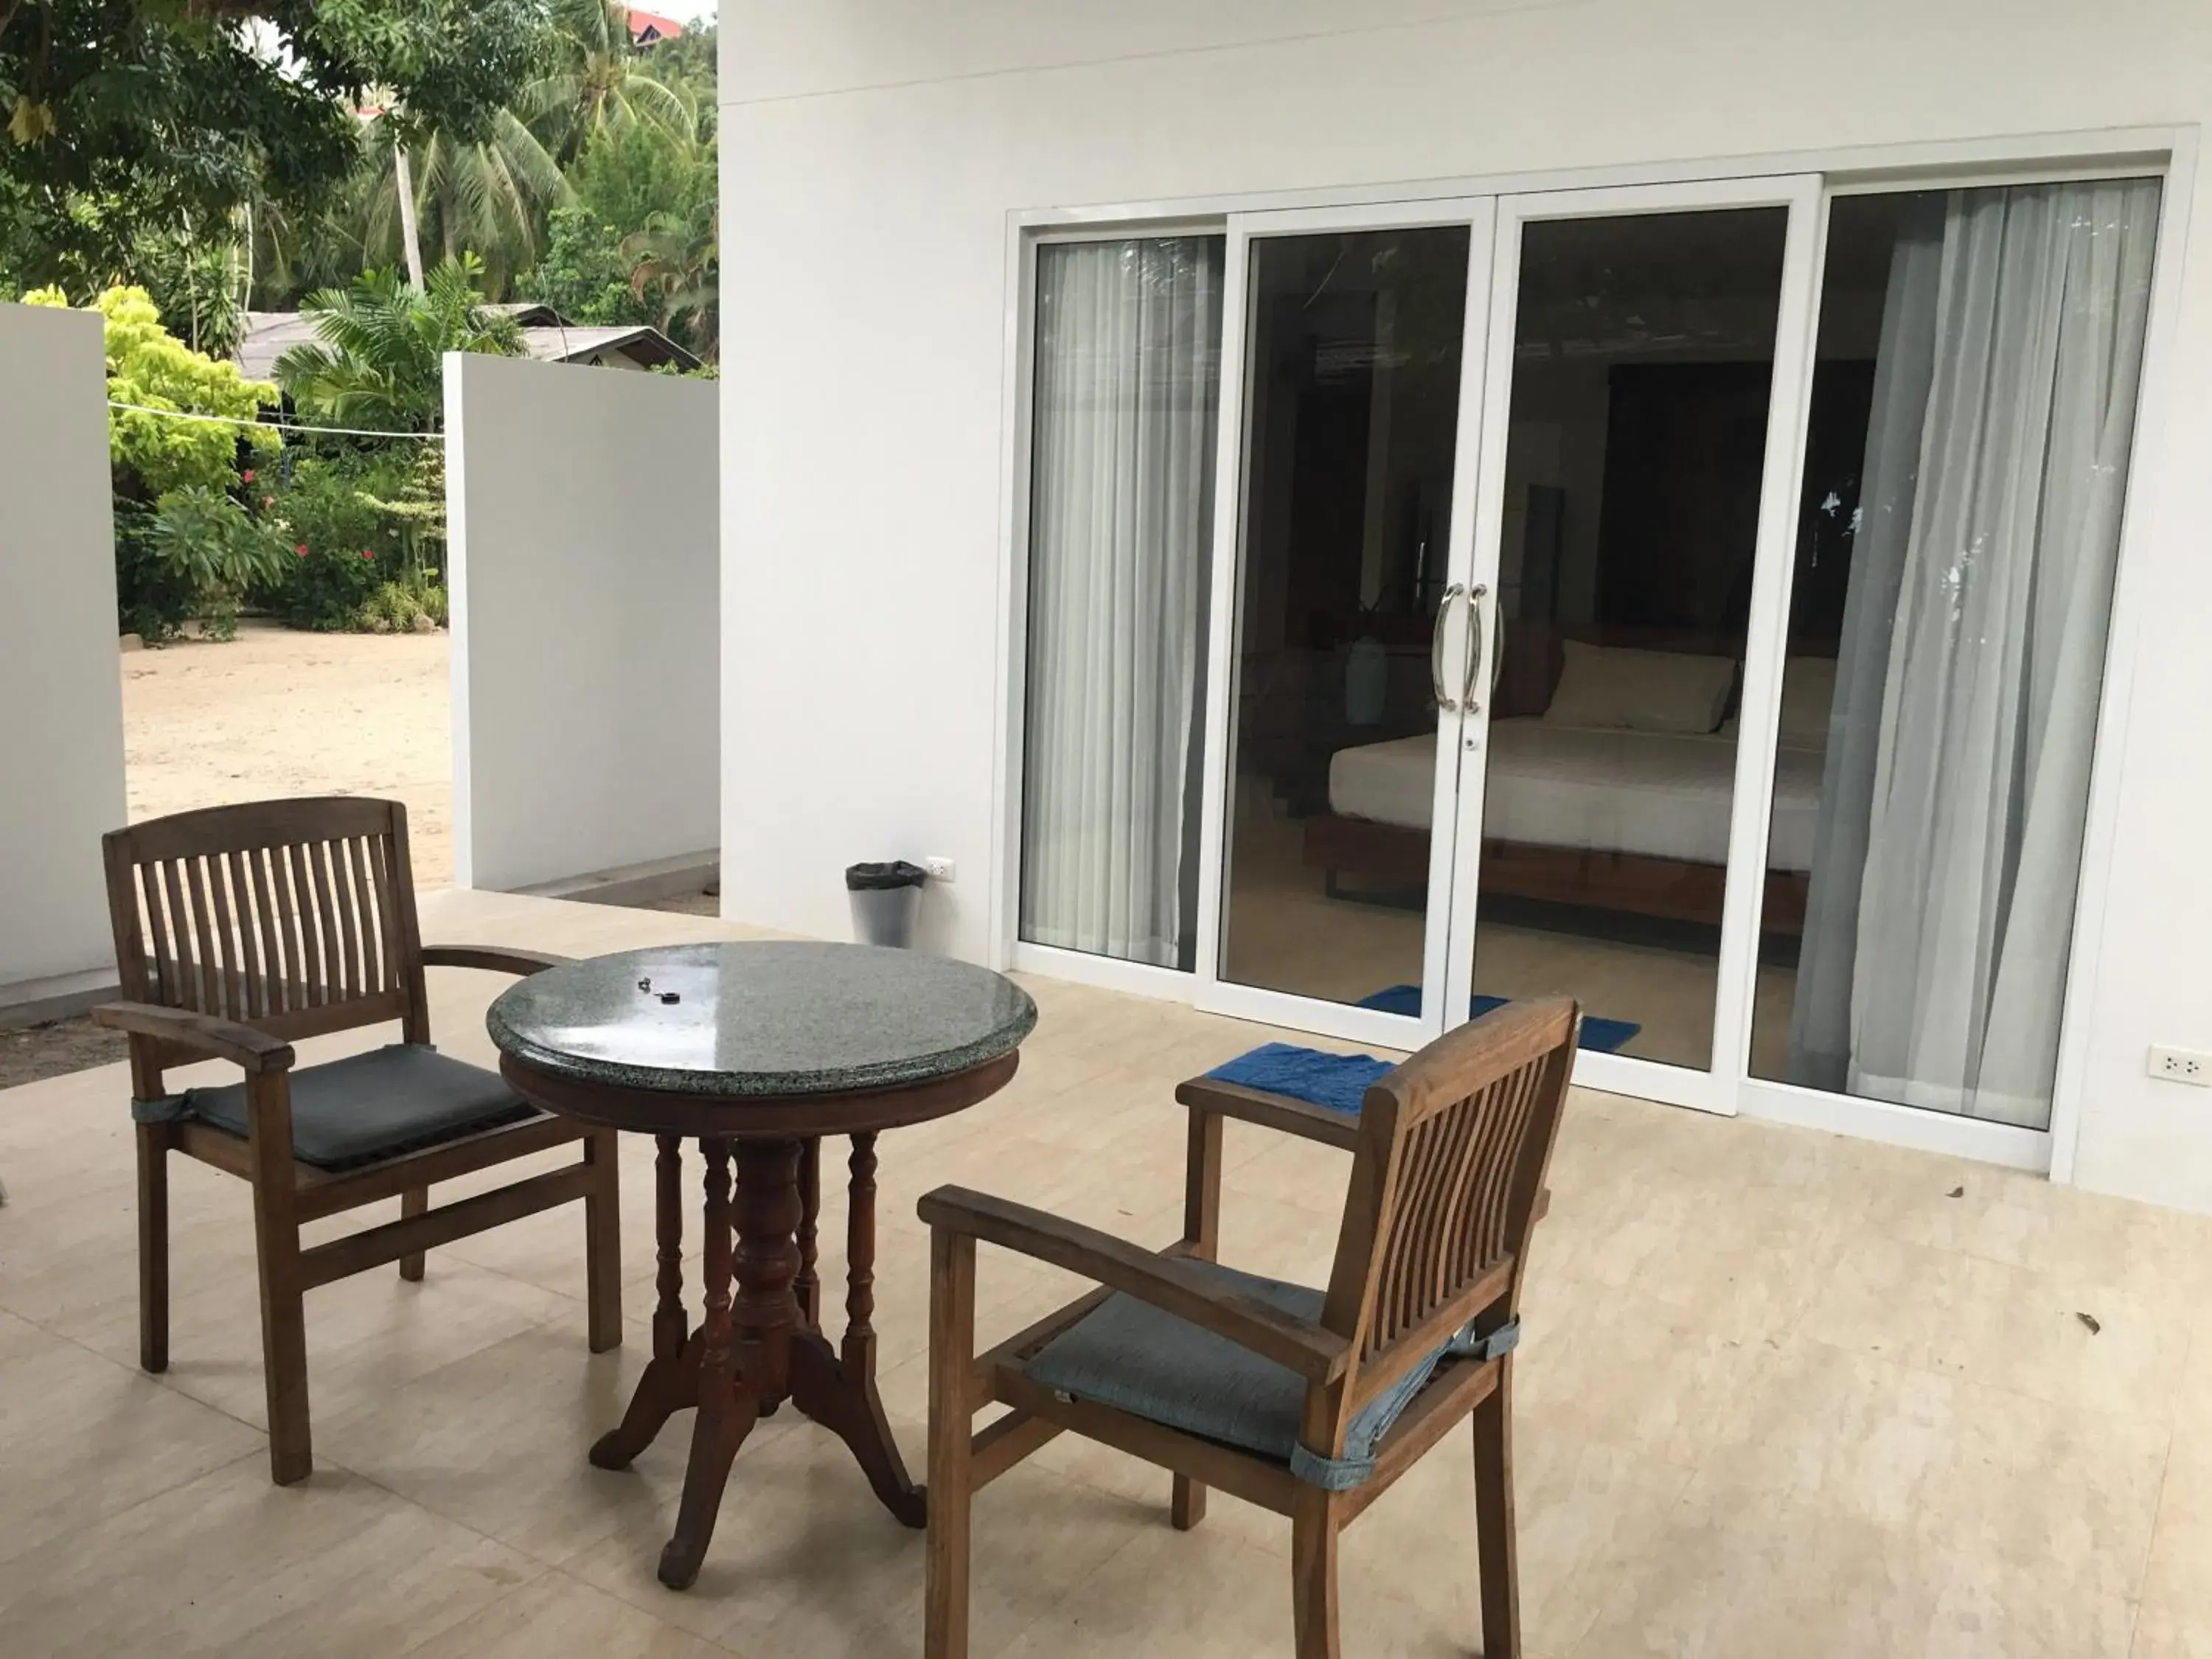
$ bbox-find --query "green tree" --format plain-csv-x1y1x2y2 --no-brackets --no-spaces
521,0,690,161
274,256,525,433
0,1,550,293
22,283,284,637
518,205,653,326
361,111,574,298
624,202,718,362
25,284,279,495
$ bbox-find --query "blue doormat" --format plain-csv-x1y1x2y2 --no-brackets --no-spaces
1203,1043,1391,1116
1354,986,1640,1054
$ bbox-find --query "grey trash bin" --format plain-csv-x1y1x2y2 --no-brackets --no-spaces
846,860,928,947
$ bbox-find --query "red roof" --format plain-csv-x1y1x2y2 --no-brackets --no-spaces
627,8,684,41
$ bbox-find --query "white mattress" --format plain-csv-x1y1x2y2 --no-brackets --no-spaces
1325,719,1826,872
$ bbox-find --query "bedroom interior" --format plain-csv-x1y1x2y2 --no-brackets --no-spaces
1019,170,2160,1138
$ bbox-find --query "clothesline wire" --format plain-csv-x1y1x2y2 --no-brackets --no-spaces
106,400,442,442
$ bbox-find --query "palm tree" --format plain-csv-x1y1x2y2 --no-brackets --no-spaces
624,202,719,362
521,0,692,160
274,255,525,433
362,111,574,299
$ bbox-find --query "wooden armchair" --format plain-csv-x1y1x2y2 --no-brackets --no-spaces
919,998,1578,1659
94,797,622,1485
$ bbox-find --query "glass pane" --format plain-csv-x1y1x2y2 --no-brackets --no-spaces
1020,236,1224,969
1466,206,1789,1067
1751,180,2161,1129
1219,225,1471,1005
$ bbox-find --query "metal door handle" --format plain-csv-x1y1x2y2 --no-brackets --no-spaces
1430,582,1465,712
1461,585,1489,711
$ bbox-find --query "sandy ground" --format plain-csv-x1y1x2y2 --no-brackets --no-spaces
1,625,456,1093
122,620,456,886
1,625,722,1094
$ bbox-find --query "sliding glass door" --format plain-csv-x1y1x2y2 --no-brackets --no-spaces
1196,202,1495,1044
1019,161,2163,1158
1441,179,1823,1112
1744,178,2163,1134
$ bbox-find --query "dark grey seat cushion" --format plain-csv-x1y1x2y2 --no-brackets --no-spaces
1022,1258,1461,1489
178,1043,540,1171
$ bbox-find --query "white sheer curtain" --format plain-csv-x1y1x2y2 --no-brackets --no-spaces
1020,238,1222,967
1789,179,2160,1127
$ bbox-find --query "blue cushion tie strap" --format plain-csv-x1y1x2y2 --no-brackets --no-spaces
131,1095,189,1125
1284,1317,1523,1490
1445,1316,1521,1363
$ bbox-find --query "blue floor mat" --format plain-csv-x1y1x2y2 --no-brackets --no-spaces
1353,986,1640,1053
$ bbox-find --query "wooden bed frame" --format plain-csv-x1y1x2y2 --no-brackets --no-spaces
1301,812,1809,936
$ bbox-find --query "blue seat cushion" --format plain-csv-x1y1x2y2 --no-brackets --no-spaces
1023,1258,1464,1489
174,1043,540,1171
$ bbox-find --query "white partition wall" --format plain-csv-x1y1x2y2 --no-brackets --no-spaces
0,302,127,1012
446,352,719,894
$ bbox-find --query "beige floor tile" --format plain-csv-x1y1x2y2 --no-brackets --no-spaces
571,1432,1129,1659
1686,1336,2168,1601
0,1309,266,1567
2138,1423,2212,1654
5,887,2205,1659
1568,1484,2139,1659
0,1455,543,1657
1806,1234,2197,1423
408,1571,737,1658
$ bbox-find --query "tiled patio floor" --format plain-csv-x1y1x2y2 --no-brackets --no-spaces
1,890,2207,1657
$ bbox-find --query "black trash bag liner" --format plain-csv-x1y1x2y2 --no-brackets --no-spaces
846,860,929,891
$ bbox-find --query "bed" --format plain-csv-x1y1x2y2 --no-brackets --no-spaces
1303,647,1833,934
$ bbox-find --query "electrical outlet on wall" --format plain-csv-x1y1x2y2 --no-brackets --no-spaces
923,856,956,883
2147,1046,2212,1087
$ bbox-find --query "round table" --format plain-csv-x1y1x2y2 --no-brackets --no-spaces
487,940,1036,1590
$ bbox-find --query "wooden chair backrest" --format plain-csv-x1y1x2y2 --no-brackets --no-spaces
101,797,430,1060
1320,997,1578,1411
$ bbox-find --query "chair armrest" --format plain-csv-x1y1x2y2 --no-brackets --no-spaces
1175,1076,1363,1152
418,946,574,978
918,1184,1350,1383
93,1001,295,1076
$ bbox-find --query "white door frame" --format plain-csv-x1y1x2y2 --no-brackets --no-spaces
1437,175,1826,1115
1191,198,1499,1051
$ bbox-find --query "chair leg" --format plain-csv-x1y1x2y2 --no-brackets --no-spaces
398,1186,428,1281
925,1229,975,1659
1290,1486,1342,1659
1172,1474,1208,1530
136,1124,170,1373
1173,1107,1222,1533
1472,1365,1520,1659
248,1154,312,1484
583,1130,623,1353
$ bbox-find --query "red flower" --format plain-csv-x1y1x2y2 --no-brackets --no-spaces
361,549,374,560
242,468,254,483
295,544,308,557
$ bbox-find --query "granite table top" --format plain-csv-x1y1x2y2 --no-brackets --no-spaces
487,941,1037,1099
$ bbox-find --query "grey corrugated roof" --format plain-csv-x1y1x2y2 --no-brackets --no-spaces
235,310,699,382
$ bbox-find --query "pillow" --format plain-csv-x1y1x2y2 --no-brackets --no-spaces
1541,641,1736,735
1777,656,1838,748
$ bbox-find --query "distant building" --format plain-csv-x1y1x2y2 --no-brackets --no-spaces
236,304,700,383
626,9,685,46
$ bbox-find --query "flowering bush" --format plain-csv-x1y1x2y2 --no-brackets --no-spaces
257,452,440,630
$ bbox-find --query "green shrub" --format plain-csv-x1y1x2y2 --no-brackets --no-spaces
117,487,287,642
258,454,408,629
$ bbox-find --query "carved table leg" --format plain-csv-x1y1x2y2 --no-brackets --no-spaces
791,1130,925,1527
591,1135,694,1470
658,1138,760,1589
796,1136,822,1330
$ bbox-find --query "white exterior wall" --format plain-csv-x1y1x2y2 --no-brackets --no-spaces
0,302,126,995
717,0,2212,1211
447,353,718,893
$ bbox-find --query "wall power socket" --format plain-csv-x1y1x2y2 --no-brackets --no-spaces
923,856,956,883
2147,1046,2212,1087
